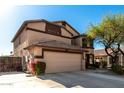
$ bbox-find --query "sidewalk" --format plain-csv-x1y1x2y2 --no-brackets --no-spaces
0,72,65,88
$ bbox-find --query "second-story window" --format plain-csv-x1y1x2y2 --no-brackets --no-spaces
82,38,87,47
89,39,93,47
46,23,61,35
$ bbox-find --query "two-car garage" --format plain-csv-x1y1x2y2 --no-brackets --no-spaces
44,51,83,73
26,40,85,74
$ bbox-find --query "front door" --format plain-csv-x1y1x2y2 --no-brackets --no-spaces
85,54,94,69
86,54,90,68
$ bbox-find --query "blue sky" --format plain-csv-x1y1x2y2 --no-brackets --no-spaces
1,5,124,55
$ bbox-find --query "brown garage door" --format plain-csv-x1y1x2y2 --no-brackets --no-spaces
44,51,82,73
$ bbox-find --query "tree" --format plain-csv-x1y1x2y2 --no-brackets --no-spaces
88,14,124,66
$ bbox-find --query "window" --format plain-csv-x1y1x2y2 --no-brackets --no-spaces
46,23,61,35
82,38,87,47
89,39,93,47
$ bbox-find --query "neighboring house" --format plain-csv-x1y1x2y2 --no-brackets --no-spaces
94,49,124,68
11,19,94,73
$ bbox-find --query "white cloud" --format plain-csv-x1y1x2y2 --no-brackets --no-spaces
0,5,15,17
1,0,124,5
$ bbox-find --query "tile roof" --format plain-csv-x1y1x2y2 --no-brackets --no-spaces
94,47,124,57
27,40,83,51
94,49,107,56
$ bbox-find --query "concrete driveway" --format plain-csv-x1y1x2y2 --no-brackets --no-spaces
0,70,124,88
0,72,65,88
39,70,124,88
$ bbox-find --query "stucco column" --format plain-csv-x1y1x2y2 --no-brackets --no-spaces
107,56,110,68
21,56,24,71
82,52,86,71
121,54,123,66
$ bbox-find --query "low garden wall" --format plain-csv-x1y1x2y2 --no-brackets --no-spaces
0,56,22,72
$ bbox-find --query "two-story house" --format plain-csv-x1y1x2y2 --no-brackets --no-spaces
11,19,94,73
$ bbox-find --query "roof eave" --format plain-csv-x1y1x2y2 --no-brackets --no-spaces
11,19,46,42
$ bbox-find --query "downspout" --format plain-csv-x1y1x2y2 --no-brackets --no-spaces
81,51,85,71
81,53,83,71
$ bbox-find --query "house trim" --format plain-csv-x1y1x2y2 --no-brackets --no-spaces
82,47,94,49
24,43,84,52
11,19,77,42
26,27,72,39
34,48,83,59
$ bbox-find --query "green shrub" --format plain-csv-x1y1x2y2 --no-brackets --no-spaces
112,64,124,75
88,64,96,70
35,63,42,76
94,62,100,68
101,61,107,68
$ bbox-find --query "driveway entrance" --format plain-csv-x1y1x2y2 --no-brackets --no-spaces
0,70,124,88
40,70,124,88
0,72,65,88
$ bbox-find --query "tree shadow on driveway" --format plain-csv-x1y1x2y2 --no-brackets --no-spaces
38,71,92,88
38,71,124,88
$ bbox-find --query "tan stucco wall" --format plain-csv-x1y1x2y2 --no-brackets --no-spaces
74,37,81,46
13,27,27,49
27,22,46,31
65,24,79,36
28,22,72,38
27,46,42,56
14,40,29,57
44,51,83,73
61,28,72,37
13,28,29,57
33,46,42,55
28,30,72,45
28,47,34,55
27,46,43,62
